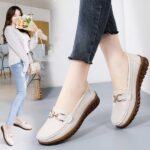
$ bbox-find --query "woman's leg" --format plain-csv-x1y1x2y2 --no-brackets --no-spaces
16,73,29,117
99,6,128,90
13,70,32,131
98,5,128,91
54,0,112,114
1,62,27,146
100,34,128,91
6,63,27,125
12,73,32,131
54,60,89,114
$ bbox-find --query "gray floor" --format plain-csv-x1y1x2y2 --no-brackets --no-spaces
0,82,150,150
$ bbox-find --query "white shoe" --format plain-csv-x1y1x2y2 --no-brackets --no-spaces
111,53,149,128
14,119,32,130
1,125,14,146
36,85,100,145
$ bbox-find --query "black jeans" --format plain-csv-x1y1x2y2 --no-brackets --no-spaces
68,0,118,64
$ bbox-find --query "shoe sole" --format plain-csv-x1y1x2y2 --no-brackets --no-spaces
1,126,13,146
116,56,149,128
38,93,100,145
14,123,32,131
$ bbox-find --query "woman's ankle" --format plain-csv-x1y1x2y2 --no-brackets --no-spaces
110,51,129,91
54,81,89,113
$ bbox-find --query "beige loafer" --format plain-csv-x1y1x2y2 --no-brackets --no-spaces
36,85,100,145
111,53,149,128
1,125,14,146
14,119,32,130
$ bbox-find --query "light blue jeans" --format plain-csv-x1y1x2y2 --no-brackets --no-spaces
6,62,29,125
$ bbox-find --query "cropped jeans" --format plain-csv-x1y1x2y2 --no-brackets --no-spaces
6,62,29,125
68,0,119,64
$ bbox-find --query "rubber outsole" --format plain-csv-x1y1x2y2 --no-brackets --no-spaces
13,123,32,130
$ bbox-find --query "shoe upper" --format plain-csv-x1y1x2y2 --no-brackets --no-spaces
15,119,32,130
2,125,14,146
111,53,141,125
36,85,96,141
36,108,71,140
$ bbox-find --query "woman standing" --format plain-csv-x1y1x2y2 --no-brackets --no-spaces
1,6,41,146
36,0,149,145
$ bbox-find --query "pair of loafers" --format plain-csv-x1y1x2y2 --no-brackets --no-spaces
36,53,149,145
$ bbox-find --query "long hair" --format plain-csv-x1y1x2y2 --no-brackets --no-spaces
3,6,30,43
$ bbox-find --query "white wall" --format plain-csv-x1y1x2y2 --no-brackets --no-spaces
123,0,150,94
43,0,125,88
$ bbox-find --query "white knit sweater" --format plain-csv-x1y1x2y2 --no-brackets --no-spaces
4,25,38,73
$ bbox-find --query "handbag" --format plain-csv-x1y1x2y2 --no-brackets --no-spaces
27,30,47,75
27,34,47,75
27,52,41,75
